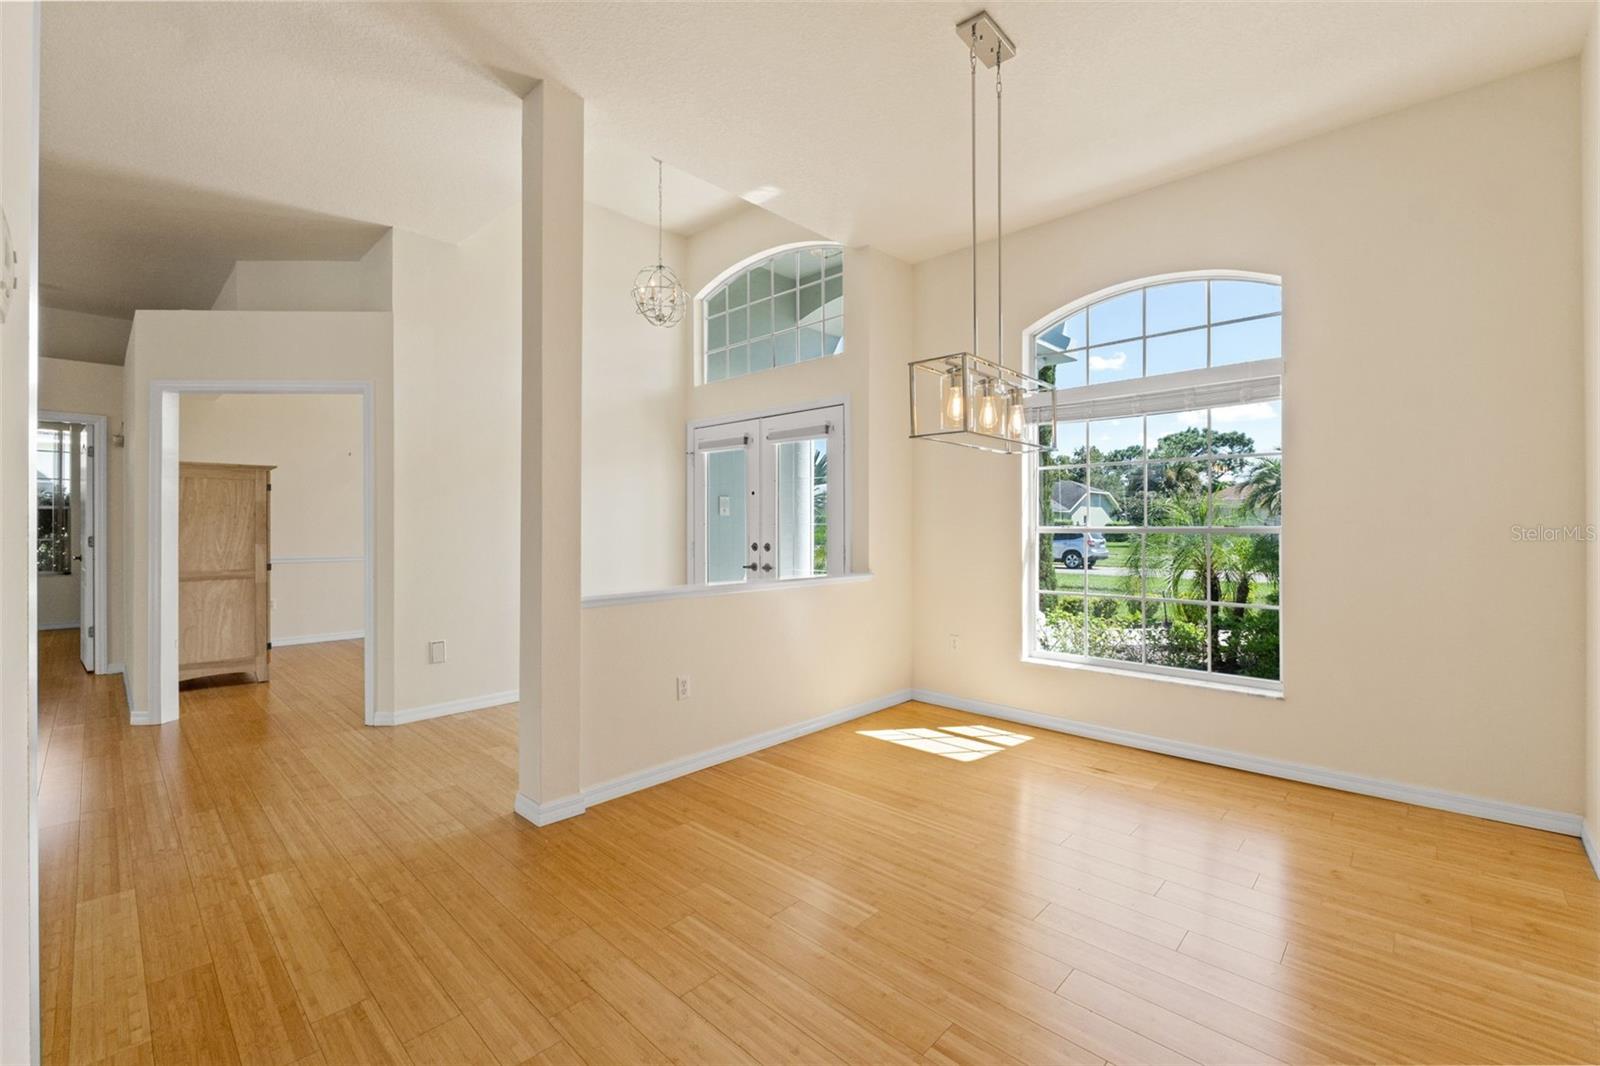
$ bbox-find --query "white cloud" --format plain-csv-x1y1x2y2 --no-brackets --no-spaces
1088,349,1128,371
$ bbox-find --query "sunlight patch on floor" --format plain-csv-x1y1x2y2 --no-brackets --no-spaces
857,724,1033,761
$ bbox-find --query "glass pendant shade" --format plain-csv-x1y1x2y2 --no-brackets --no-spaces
910,352,1055,454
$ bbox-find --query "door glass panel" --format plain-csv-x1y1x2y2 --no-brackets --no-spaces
775,437,828,579
704,449,749,584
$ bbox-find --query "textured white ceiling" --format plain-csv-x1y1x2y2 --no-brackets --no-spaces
584,140,746,237
41,1,1593,318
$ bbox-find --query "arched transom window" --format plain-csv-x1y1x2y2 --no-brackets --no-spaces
703,244,843,383
1026,272,1283,690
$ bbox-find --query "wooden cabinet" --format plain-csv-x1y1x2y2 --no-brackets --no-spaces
178,462,273,683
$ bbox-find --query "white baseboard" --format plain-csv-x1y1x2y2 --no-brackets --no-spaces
580,688,914,810
509,688,913,829
103,663,124,675
911,688,1585,838
271,630,365,648
514,791,587,827
123,669,154,726
1583,821,1600,880
37,621,79,631
372,689,518,727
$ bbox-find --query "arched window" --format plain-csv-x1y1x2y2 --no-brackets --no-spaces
1026,272,1283,689
702,243,843,383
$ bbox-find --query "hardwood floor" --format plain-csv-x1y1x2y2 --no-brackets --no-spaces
36,629,1600,1065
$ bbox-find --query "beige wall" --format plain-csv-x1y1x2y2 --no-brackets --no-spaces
577,196,916,789
122,311,395,723
912,61,1585,815
179,393,364,644
212,238,391,312
581,203,688,595
1584,19,1600,841
391,208,521,715
117,214,520,723
0,5,38,1054
39,358,125,664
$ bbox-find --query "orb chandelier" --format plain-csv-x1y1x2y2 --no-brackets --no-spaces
909,11,1054,454
633,157,688,328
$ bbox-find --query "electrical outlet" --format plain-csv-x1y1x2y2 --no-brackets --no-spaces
676,676,690,701
428,640,447,665
948,633,961,652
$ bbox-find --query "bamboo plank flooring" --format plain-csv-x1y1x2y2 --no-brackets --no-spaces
35,629,1600,1064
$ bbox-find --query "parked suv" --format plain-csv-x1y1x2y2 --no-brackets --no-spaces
1052,531,1109,569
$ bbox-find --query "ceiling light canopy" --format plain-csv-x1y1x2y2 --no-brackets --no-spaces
909,11,1054,455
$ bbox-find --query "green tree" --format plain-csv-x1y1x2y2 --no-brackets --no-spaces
1242,458,1281,520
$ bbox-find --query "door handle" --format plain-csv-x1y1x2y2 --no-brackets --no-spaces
742,563,758,571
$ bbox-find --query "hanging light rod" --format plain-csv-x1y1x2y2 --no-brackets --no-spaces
955,10,1016,69
632,156,688,328
908,8,1053,455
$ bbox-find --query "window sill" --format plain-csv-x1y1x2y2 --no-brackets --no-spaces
582,572,873,609
1021,654,1284,699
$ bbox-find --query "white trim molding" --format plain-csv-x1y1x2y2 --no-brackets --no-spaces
912,689,1585,838
1582,821,1600,880
372,689,517,727
35,621,78,631
39,408,110,674
122,669,153,726
271,630,365,648
584,572,872,610
514,792,587,827
510,688,913,829
145,379,378,727
270,554,364,565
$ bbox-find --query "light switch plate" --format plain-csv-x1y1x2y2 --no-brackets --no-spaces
428,640,447,664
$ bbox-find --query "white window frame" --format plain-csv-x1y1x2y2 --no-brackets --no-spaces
697,242,845,385
1020,270,1284,693
686,399,849,585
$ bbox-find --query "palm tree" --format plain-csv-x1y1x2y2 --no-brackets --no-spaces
1242,458,1281,521
1122,492,1209,602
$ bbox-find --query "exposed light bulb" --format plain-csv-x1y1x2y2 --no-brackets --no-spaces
1006,391,1026,439
943,370,965,426
977,384,1001,433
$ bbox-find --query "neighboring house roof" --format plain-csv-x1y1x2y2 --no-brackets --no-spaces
1049,480,1119,513
1214,483,1249,503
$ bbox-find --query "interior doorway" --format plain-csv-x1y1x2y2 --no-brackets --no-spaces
148,381,376,725
36,410,109,674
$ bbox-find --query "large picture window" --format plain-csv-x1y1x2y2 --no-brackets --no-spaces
703,245,843,383
1027,273,1282,689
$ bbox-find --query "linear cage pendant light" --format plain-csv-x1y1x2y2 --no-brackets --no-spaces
634,157,689,327
909,11,1055,454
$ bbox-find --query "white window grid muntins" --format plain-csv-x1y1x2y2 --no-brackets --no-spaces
701,243,844,384
1023,270,1283,690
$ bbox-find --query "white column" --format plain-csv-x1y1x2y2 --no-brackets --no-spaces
516,80,585,825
